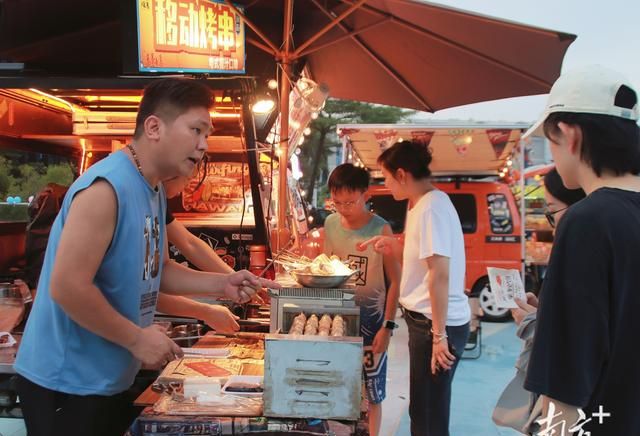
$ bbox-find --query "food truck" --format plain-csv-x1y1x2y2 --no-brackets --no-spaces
336,123,530,321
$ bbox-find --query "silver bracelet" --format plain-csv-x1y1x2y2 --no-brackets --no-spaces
430,327,448,340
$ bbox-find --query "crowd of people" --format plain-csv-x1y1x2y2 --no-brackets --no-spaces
14,64,640,436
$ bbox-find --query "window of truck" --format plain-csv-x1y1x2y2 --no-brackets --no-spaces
487,193,513,234
368,195,408,234
449,194,477,234
369,193,478,235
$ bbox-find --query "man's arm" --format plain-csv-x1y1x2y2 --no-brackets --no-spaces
372,224,402,354
50,180,181,367
160,238,279,302
167,220,233,273
156,293,239,333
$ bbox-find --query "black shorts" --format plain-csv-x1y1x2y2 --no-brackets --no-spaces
16,374,139,436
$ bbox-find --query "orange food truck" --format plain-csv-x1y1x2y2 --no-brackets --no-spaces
336,123,529,321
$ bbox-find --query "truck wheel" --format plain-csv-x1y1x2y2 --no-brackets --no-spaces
472,277,512,322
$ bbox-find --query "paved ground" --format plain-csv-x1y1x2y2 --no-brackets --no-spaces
0,317,524,436
383,315,523,436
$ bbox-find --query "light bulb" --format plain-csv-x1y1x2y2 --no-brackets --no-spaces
252,99,275,114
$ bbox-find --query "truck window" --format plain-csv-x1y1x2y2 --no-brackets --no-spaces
368,195,408,234
449,194,477,234
487,193,514,234
368,193,478,235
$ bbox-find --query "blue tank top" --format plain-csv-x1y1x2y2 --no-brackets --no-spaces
15,150,166,395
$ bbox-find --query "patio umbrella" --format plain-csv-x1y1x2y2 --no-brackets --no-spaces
0,0,576,248
227,0,576,246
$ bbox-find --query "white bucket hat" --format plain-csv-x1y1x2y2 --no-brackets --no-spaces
524,65,639,138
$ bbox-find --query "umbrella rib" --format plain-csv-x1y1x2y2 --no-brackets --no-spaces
338,0,553,88
312,0,433,112
247,37,277,55
292,0,369,58
297,18,391,58
224,0,279,56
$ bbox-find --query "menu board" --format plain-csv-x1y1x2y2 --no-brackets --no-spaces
136,0,245,73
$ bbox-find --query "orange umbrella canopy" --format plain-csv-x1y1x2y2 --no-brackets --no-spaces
232,0,576,111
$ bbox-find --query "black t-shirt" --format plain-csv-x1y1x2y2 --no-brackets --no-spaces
525,188,640,434
166,208,175,225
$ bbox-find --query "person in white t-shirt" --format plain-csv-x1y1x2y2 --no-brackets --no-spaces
358,140,470,436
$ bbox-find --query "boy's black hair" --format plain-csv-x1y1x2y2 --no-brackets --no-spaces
544,168,586,206
328,163,370,193
134,78,214,139
377,140,432,180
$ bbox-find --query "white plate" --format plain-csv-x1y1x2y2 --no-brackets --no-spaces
221,375,263,397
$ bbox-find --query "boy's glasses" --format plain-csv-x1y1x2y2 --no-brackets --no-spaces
331,197,361,211
544,206,568,228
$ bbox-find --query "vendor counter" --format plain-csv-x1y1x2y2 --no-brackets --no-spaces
129,331,364,436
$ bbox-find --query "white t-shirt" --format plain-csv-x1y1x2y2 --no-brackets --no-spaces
399,189,470,326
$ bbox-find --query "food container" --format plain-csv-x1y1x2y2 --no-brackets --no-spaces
0,281,32,305
169,324,204,347
288,270,358,288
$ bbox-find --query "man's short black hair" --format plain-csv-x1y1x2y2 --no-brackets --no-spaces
328,164,370,193
133,78,214,139
543,112,640,177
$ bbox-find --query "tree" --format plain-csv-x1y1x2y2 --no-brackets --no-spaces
298,99,413,206
0,156,12,197
1,152,75,201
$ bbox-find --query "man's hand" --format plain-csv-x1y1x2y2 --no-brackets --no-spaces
511,292,538,326
225,270,280,303
431,338,456,375
372,328,391,354
199,305,240,334
128,324,183,369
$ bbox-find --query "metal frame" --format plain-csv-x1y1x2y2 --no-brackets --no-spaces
224,0,374,250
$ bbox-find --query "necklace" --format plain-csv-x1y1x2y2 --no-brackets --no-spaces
126,143,144,177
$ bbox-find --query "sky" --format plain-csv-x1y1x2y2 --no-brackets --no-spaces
410,0,640,124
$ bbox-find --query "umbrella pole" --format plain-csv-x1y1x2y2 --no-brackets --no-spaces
520,139,526,287
276,0,294,252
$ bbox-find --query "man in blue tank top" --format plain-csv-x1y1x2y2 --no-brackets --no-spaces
14,79,279,436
